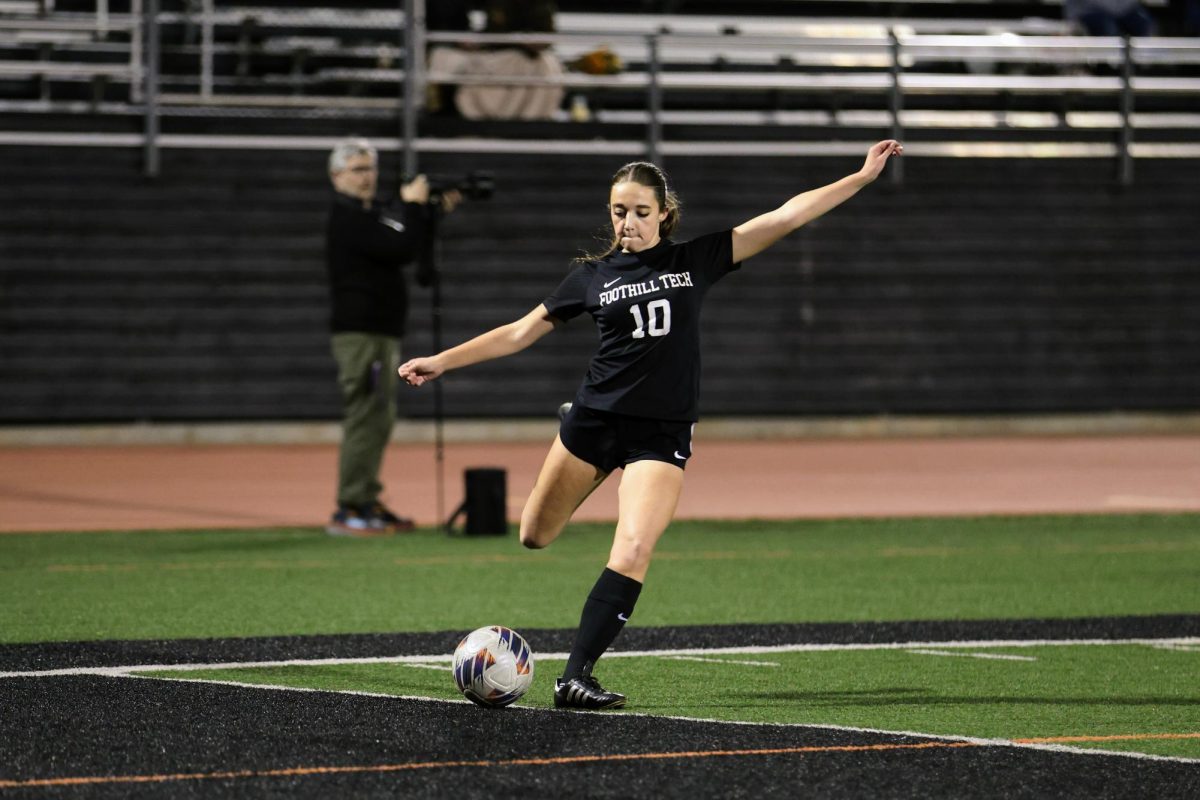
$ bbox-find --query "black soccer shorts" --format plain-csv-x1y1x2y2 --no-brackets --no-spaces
559,403,694,473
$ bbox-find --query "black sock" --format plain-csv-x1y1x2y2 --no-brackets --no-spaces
562,567,643,680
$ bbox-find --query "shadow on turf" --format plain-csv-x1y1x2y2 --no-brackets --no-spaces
737,689,1200,707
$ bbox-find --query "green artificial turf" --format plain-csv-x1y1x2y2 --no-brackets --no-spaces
1,513,1198,643
142,641,1200,759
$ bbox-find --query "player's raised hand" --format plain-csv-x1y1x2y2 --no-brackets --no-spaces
858,139,903,183
398,357,443,387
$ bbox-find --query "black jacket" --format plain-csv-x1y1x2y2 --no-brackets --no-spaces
325,191,430,337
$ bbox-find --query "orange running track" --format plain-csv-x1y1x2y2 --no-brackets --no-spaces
1,434,1198,533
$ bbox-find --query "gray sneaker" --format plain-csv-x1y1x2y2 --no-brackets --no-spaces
362,502,415,533
326,507,391,537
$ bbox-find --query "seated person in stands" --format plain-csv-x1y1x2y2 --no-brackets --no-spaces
427,0,565,121
1163,0,1200,35
1065,0,1157,36
426,0,472,115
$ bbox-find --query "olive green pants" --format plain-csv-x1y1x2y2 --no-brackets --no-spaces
330,332,400,509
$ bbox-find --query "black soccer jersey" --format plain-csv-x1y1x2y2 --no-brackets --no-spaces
543,230,741,421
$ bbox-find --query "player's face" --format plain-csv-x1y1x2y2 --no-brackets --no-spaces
330,153,378,203
610,181,667,253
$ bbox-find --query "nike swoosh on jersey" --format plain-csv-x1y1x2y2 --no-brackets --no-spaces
674,451,688,460
603,277,623,288
617,612,629,622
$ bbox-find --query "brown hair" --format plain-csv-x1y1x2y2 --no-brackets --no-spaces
577,161,682,262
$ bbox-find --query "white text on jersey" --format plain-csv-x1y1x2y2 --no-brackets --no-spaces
599,272,693,307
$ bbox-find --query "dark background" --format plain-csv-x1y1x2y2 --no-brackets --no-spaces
2,146,1196,422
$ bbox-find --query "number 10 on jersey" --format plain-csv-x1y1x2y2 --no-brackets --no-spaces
629,299,671,339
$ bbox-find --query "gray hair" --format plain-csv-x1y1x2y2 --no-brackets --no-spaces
328,137,377,173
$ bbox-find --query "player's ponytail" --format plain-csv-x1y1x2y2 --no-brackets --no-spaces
660,188,681,238
576,161,682,262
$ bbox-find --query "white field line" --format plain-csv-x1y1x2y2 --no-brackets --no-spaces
660,656,781,667
1148,642,1200,652
3,636,1198,680
0,654,450,679
640,712,1200,766
398,662,452,671
906,649,1038,662
120,673,1200,766
120,672,476,705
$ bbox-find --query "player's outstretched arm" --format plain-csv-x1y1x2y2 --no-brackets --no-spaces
731,139,902,264
399,304,559,387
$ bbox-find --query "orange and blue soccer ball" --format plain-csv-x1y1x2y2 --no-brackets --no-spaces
452,626,535,708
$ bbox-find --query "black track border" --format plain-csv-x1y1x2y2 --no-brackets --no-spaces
2,613,1198,672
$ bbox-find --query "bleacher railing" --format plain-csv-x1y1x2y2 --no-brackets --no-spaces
1,1,1198,184
417,27,1200,181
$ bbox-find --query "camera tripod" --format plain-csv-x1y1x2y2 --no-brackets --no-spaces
415,200,450,531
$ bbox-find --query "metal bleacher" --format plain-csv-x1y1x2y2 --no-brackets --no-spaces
1,0,1198,161
0,0,141,108
2,2,1199,424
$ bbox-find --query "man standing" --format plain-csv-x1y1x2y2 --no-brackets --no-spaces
324,137,451,536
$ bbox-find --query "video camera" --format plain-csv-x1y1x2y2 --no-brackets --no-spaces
413,170,494,286
427,170,495,203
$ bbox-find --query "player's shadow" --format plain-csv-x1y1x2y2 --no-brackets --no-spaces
736,690,1200,707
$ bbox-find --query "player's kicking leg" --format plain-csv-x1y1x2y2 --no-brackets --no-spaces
554,458,684,710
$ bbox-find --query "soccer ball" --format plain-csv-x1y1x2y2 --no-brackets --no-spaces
452,626,535,708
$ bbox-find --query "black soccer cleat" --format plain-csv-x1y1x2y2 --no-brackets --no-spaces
553,675,626,710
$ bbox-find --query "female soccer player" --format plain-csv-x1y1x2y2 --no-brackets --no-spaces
399,140,903,709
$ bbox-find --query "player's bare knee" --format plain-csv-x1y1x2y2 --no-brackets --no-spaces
520,531,546,550
609,538,651,575
519,521,555,549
